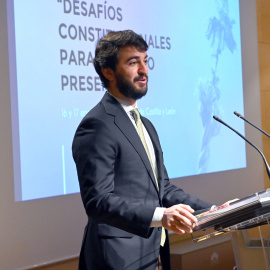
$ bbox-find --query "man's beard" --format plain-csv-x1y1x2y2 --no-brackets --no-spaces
115,72,148,100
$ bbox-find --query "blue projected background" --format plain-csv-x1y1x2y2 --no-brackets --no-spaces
9,0,245,201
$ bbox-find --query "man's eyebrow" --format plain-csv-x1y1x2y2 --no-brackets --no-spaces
126,55,148,62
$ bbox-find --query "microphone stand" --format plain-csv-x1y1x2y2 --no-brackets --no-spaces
213,115,270,180
234,111,270,138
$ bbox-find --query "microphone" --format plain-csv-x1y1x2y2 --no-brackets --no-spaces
213,115,270,179
234,111,270,138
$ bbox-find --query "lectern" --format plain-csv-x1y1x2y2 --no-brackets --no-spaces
230,225,270,270
192,189,270,270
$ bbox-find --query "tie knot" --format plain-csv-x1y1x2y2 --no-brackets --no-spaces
131,109,140,124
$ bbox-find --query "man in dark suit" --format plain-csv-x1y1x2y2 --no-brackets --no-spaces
72,30,213,270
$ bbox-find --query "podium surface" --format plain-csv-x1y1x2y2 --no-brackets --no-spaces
191,189,270,270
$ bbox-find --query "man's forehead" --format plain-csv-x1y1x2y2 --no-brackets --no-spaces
118,46,147,59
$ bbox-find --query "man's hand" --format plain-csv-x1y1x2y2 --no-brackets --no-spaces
162,204,197,234
211,199,239,212
222,199,239,207
196,199,240,217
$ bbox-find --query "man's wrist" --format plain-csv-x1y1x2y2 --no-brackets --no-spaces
151,207,166,227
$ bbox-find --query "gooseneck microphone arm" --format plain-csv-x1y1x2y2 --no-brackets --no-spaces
234,111,270,138
213,115,270,180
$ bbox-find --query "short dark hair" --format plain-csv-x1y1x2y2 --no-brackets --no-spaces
93,30,148,89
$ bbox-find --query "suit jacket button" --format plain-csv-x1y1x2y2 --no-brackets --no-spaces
158,227,161,231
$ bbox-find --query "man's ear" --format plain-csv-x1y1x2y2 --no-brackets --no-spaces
101,68,114,81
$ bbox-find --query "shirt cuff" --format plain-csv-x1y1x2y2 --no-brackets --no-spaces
151,207,166,227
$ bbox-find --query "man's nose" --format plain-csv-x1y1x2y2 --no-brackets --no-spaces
138,62,148,74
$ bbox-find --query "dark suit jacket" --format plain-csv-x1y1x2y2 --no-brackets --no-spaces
72,93,212,270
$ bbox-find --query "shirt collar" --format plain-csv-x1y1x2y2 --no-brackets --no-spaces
108,92,138,113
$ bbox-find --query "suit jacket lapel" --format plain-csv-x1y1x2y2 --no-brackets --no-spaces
101,93,160,194
141,118,164,196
